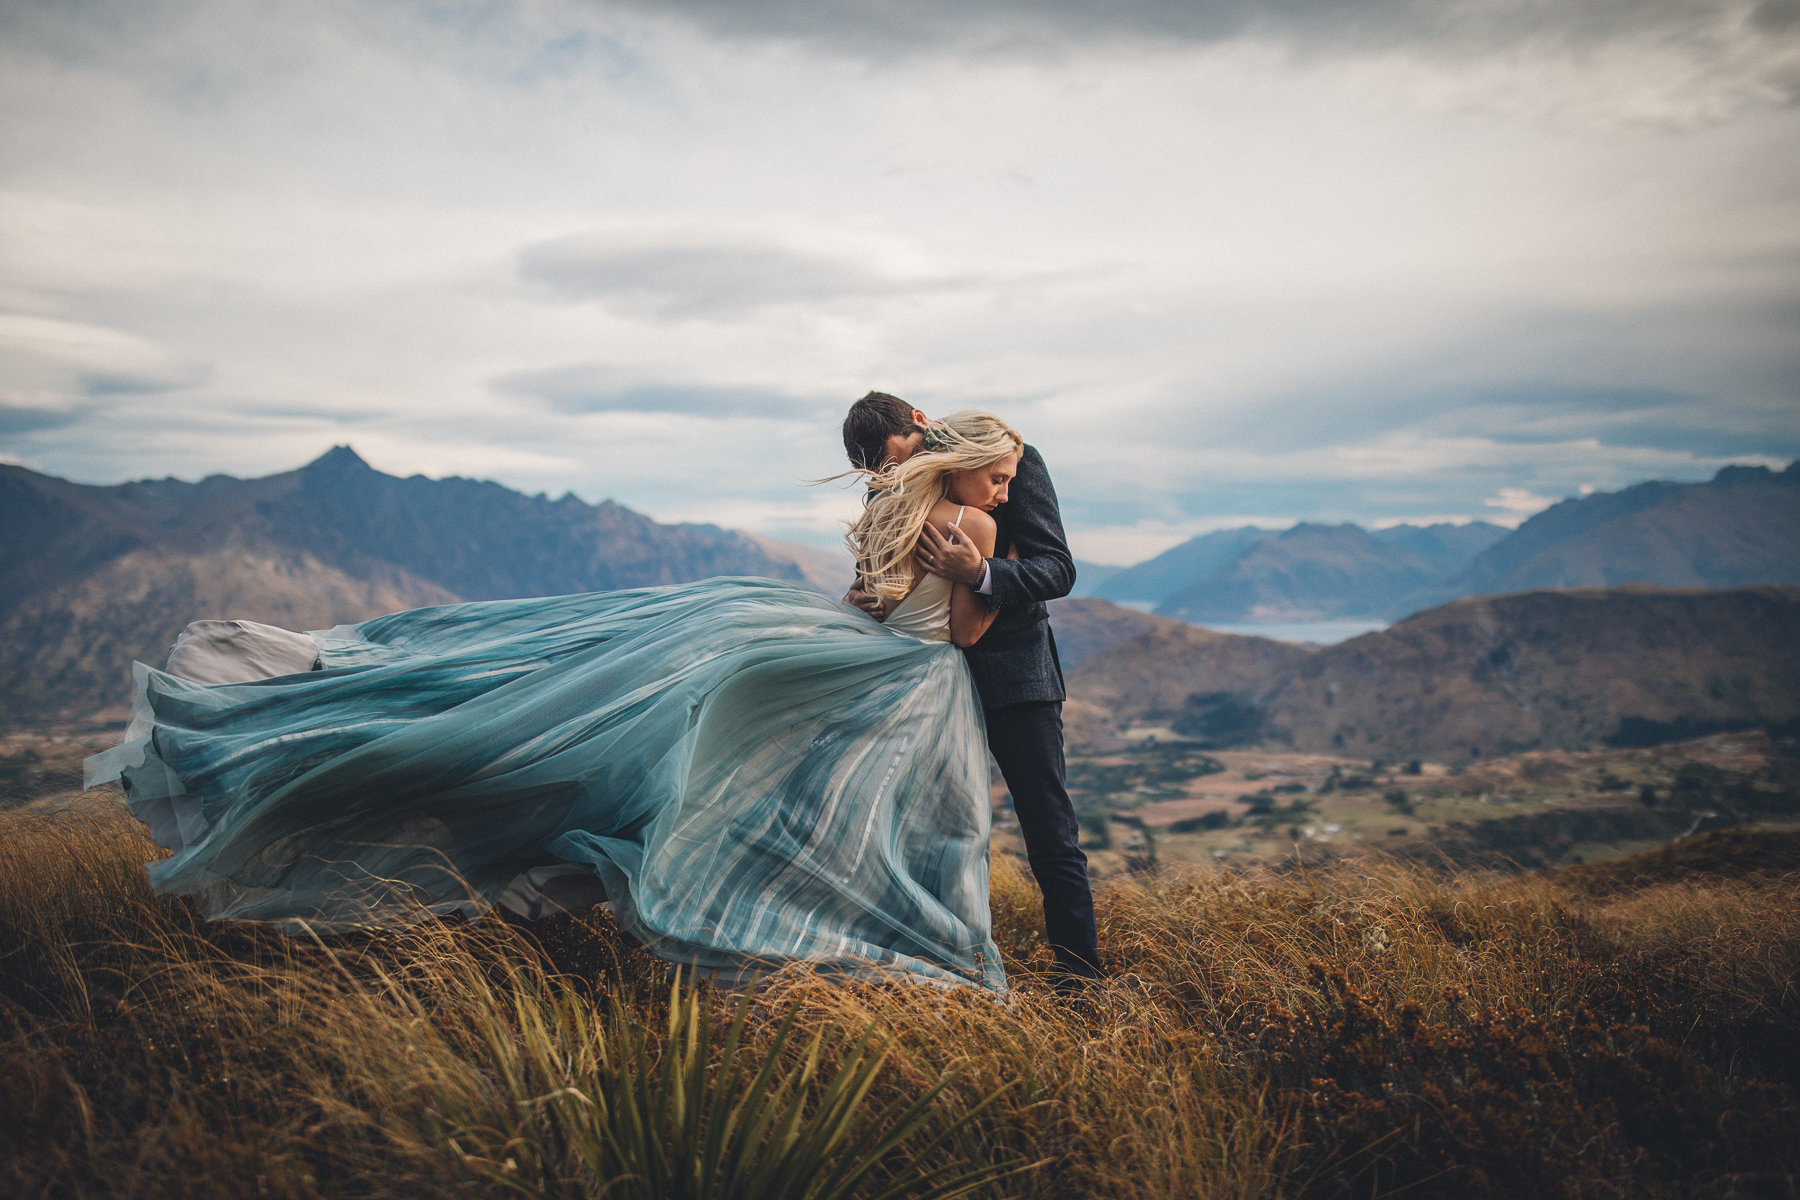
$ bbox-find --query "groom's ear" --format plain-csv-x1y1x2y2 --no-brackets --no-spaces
910,408,929,427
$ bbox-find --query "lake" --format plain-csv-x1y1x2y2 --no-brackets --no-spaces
1108,601,1389,644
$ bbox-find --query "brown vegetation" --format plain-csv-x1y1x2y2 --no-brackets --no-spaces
4,794,1798,1199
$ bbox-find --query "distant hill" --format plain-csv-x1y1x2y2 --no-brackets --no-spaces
1067,561,1125,597
1091,526,1272,605
1067,586,1800,759
1370,521,1512,575
0,547,460,730
1411,462,1800,609
1064,616,1317,742
1157,523,1445,622
1046,598,1186,669
739,533,853,595
0,448,813,727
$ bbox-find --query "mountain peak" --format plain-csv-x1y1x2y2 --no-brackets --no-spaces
1713,462,1800,487
1284,521,1362,535
304,445,373,473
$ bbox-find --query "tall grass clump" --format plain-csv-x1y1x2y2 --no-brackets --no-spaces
4,799,1798,1199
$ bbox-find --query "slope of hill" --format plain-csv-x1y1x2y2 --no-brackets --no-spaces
0,547,460,726
1067,561,1125,597
1090,526,1270,605
1065,586,1800,758
738,533,853,595
1414,462,1800,609
1046,597,1185,669
0,448,814,728
1372,521,1509,573
1259,586,1800,760
1066,619,1317,740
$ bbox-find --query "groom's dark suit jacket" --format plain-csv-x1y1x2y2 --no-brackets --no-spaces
962,444,1076,709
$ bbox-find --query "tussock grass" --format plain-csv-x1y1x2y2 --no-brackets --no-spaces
3,802,1797,1198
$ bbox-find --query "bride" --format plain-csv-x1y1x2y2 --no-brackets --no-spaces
85,411,1024,992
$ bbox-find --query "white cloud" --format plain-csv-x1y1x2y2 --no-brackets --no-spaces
1482,486,1560,525
515,226,973,318
0,313,208,406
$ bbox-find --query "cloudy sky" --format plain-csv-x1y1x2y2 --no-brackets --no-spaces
2,0,1797,564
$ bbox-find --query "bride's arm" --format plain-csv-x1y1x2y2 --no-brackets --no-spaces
946,508,1001,647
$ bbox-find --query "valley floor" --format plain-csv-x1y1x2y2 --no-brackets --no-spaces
1043,730,1800,882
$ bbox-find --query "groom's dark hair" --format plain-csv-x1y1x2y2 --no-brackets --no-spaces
842,391,922,471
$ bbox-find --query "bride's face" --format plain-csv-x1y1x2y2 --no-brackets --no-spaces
947,452,1019,512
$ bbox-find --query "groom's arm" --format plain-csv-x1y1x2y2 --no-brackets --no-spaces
981,444,1075,609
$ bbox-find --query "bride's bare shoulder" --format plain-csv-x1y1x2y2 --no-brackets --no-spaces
928,498,993,528
927,500,997,552
928,499,993,533
954,506,997,538
925,497,961,527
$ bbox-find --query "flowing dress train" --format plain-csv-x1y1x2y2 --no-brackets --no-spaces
85,575,1005,991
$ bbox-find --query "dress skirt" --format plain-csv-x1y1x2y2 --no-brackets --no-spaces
85,577,1005,992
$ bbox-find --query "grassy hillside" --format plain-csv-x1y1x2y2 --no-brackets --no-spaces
5,786,1797,1198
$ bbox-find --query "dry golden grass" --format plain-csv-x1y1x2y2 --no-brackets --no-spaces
3,800,1797,1199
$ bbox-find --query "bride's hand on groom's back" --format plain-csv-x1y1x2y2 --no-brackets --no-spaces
844,579,891,622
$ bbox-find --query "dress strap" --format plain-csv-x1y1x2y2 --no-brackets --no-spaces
952,506,966,528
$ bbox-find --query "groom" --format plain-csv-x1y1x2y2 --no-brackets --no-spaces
841,392,1101,986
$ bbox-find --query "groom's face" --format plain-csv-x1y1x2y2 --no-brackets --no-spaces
882,407,931,467
884,429,925,466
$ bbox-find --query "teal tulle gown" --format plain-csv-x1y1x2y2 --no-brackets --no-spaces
84,577,1006,992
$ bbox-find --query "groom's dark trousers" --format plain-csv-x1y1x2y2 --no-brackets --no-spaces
983,699,1100,979
963,444,1101,981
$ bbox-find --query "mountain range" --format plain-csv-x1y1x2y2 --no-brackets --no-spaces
1085,462,1800,623
1410,463,1800,608
0,447,822,727
8,448,1799,759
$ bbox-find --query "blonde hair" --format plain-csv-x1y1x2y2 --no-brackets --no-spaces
846,410,1023,602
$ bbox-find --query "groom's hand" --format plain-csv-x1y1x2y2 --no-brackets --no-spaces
916,523,985,587
845,578,891,622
